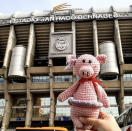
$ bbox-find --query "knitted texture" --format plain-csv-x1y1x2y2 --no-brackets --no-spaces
58,54,110,130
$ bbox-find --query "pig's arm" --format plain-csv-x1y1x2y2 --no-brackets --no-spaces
95,83,110,108
58,81,80,102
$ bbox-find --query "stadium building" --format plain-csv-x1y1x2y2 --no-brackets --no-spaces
0,6,132,130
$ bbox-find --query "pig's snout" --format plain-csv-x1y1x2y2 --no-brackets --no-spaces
79,66,94,78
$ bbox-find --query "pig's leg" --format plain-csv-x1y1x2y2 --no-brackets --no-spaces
71,114,83,129
84,108,100,130
71,106,84,129
84,125,93,130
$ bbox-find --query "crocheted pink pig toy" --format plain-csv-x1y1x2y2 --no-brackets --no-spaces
58,54,110,130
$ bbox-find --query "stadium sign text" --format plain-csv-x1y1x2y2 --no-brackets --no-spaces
0,12,131,26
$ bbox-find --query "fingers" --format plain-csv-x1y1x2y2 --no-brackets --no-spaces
79,111,110,125
79,117,100,126
99,111,109,119
99,111,114,121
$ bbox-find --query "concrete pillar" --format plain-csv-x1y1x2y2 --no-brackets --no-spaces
93,20,99,56
3,25,16,68
49,58,55,126
114,18,125,113
72,21,77,84
1,80,12,131
25,23,36,127
114,19,124,64
72,21,76,56
116,90,125,115
25,92,33,127
118,65,125,114
25,75,33,127
25,23,36,67
49,22,55,127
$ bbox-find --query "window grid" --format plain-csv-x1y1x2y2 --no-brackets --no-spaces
56,99,70,117
0,77,4,84
39,98,50,116
32,76,50,83
0,99,5,117
123,74,132,81
101,96,119,117
54,75,72,82
124,96,132,104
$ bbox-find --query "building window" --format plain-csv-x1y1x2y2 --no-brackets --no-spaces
40,98,50,116
32,75,50,83
54,75,72,82
124,53,132,64
0,77,4,84
101,96,119,117
11,97,27,119
0,99,5,118
33,98,50,118
56,99,71,120
53,57,66,66
123,74,132,81
124,96,132,105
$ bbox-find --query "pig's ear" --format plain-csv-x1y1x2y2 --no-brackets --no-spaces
65,55,76,70
96,54,107,64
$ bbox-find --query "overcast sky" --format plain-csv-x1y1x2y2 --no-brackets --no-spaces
0,0,132,14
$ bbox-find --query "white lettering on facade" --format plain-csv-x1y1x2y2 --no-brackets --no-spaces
87,14,93,19
50,16,55,21
0,13,130,25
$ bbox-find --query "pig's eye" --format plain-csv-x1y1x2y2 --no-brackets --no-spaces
88,60,92,63
82,59,86,63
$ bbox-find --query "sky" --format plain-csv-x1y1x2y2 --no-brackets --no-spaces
0,0,132,14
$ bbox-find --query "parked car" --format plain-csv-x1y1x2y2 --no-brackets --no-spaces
116,106,132,131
